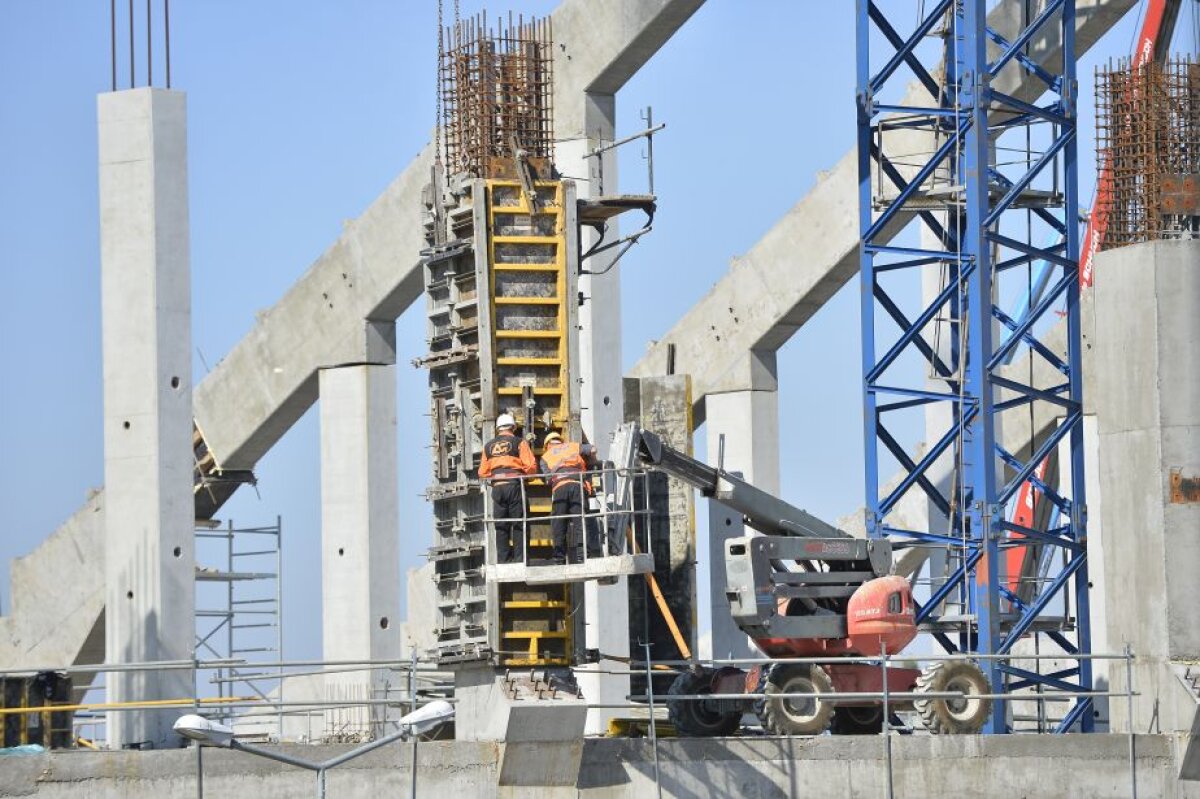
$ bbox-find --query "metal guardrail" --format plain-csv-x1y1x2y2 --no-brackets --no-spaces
480,466,656,568
0,648,1144,799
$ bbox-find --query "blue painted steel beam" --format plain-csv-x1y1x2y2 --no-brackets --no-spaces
858,0,1091,734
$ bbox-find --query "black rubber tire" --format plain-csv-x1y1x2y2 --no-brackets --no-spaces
914,660,992,734
831,705,885,735
758,664,835,736
666,669,741,737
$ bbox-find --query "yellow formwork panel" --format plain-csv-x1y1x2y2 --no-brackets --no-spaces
487,179,574,667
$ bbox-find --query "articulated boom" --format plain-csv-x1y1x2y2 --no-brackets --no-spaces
612,423,989,737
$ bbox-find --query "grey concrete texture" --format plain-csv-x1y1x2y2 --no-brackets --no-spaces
2,734,1197,799
0,494,104,669
1090,240,1200,738
318,365,402,737
629,0,1137,402
97,88,195,748
623,376,697,665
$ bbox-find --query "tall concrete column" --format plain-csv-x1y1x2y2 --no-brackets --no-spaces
1090,240,1199,740
99,88,195,748
704,350,780,660
555,91,629,735
318,364,401,738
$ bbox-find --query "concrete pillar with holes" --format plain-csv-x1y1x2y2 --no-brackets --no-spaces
99,88,196,748
318,363,401,738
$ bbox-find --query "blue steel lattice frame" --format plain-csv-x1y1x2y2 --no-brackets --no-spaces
856,0,1093,733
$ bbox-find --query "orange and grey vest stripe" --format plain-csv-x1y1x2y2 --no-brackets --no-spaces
542,442,590,491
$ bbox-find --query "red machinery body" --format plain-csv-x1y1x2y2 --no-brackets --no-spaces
752,575,917,659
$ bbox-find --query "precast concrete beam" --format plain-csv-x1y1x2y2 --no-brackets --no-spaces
552,0,705,137
98,88,195,749
629,0,1136,404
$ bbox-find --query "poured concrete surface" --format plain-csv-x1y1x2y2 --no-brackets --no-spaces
1090,240,1200,743
1,735,1195,798
98,88,195,749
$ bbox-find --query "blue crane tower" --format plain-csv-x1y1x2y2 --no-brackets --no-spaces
856,1,1093,733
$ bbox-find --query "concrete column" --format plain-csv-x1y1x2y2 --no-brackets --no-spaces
318,364,401,738
1090,240,1199,737
703,350,780,661
99,88,195,749
555,91,629,735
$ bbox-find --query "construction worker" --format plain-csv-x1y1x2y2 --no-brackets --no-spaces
479,413,537,563
540,431,601,564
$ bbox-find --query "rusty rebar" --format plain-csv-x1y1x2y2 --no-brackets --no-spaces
439,11,554,179
1095,56,1200,248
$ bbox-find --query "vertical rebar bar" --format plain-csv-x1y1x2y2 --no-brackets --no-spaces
410,649,418,799
1126,643,1137,799
146,0,151,86
128,0,134,88
276,516,284,740
164,0,171,88
110,0,117,91
643,642,662,799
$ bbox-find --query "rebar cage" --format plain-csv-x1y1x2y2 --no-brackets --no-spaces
1095,56,1200,248
439,12,555,180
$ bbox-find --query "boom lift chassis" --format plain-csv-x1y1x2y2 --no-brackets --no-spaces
613,423,991,736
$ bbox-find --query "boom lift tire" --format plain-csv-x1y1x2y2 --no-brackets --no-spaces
759,664,835,736
914,660,991,734
666,669,741,737
831,705,885,735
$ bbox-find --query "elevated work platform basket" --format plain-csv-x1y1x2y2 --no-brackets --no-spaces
487,552,655,585
481,464,657,585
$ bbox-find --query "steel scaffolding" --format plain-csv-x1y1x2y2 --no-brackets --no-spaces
194,518,283,730
856,1,1092,733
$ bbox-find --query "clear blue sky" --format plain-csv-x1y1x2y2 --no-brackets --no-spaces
1,1,1181,662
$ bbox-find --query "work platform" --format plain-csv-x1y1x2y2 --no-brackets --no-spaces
486,553,655,585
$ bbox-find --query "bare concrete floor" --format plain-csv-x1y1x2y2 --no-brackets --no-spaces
1,734,1196,798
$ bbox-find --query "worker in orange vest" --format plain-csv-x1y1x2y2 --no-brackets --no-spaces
479,413,537,563
539,431,601,564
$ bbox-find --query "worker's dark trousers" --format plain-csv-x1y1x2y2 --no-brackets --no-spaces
551,481,600,562
491,481,526,562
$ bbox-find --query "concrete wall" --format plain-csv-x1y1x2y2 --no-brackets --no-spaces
1,735,1195,798
1091,240,1199,737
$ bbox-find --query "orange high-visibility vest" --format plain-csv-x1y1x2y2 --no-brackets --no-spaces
542,441,591,491
480,433,536,479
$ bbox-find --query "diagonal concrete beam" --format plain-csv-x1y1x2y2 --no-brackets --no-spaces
629,0,1135,401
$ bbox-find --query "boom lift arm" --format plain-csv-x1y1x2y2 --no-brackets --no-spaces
609,423,894,643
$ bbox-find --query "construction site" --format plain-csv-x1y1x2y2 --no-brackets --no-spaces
0,0,1197,796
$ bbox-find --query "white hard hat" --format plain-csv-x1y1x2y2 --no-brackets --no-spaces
544,430,563,444
496,413,516,430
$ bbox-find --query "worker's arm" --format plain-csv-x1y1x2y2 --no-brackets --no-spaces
581,443,598,465
478,446,494,478
518,440,537,475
